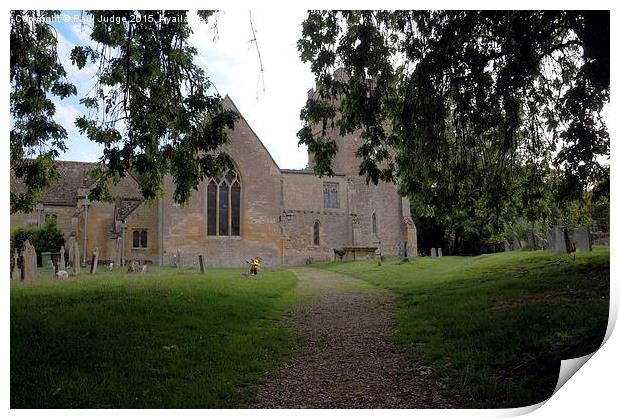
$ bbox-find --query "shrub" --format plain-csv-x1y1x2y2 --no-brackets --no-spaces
11,219,64,253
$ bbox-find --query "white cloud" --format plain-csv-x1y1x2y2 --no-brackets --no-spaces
53,10,315,169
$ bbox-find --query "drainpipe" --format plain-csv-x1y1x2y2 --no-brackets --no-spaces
120,221,127,267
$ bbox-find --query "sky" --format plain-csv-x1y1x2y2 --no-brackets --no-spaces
51,10,315,169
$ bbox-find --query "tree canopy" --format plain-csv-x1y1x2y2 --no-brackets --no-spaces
10,11,77,213
10,10,237,213
297,10,610,249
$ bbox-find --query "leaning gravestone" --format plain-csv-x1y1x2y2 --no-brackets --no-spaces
438,248,443,258
90,247,99,274
550,226,572,254
59,245,66,269
511,236,522,251
430,248,437,258
503,239,511,252
71,240,80,276
572,226,592,253
198,255,205,273
21,240,37,282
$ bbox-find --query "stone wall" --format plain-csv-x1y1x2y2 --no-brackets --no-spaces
280,210,350,266
124,200,160,264
161,97,283,268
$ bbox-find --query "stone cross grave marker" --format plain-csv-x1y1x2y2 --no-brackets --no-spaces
21,240,37,282
59,245,66,269
71,240,80,276
115,237,123,268
90,247,99,274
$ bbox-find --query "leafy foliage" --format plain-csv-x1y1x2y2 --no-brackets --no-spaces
11,218,65,254
72,11,238,204
10,10,77,213
297,11,609,251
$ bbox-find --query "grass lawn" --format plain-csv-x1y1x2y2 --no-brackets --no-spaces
316,247,610,408
11,266,299,408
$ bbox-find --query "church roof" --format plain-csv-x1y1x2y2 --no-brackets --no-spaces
114,197,143,221
11,160,143,207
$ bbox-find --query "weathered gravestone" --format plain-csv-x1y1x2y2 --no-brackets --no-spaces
115,237,123,268
71,240,80,276
549,226,572,254
437,248,443,258
11,248,19,280
172,249,182,267
430,248,437,258
511,236,522,251
572,226,592,253
198,255,205,273
21,240,37,282
127,260,141,273
90,247,99,274
59,245,66,270
503,239,511,252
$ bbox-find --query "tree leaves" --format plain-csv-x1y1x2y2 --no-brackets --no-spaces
298,11,609,250
71,10,238,204
10,10,76,213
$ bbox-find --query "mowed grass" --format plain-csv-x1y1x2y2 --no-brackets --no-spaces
11,267,299,408
317,248,610,408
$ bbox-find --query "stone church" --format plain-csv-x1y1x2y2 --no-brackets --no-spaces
10,95,417,267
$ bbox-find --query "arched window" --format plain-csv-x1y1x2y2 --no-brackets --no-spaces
313,221,320,245
372,213,377,236
207,168,241,236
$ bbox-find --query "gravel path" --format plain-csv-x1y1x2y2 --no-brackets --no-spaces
251,267,455,408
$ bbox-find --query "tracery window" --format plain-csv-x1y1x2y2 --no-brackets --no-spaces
207,168,241,236
323,182,340,209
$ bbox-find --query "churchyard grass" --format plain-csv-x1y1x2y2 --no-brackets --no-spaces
316,247,610,408
11,267,299,408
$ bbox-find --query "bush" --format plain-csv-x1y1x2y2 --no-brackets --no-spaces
11,219,64,254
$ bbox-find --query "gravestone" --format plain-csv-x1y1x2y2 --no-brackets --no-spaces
127,260,141,273
198,255,205,273
90,247,99,274
71,240,80,276
397,242,405,259
21,240,37,282
115,237,123,267
572,226,592,253
11,248,19,280
550,226,572,254
503,239,511,252
438,248,443,258
511,236,522,251
173,249,181,267
41,251,52,267
59,246,66,269
430,248,437,258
